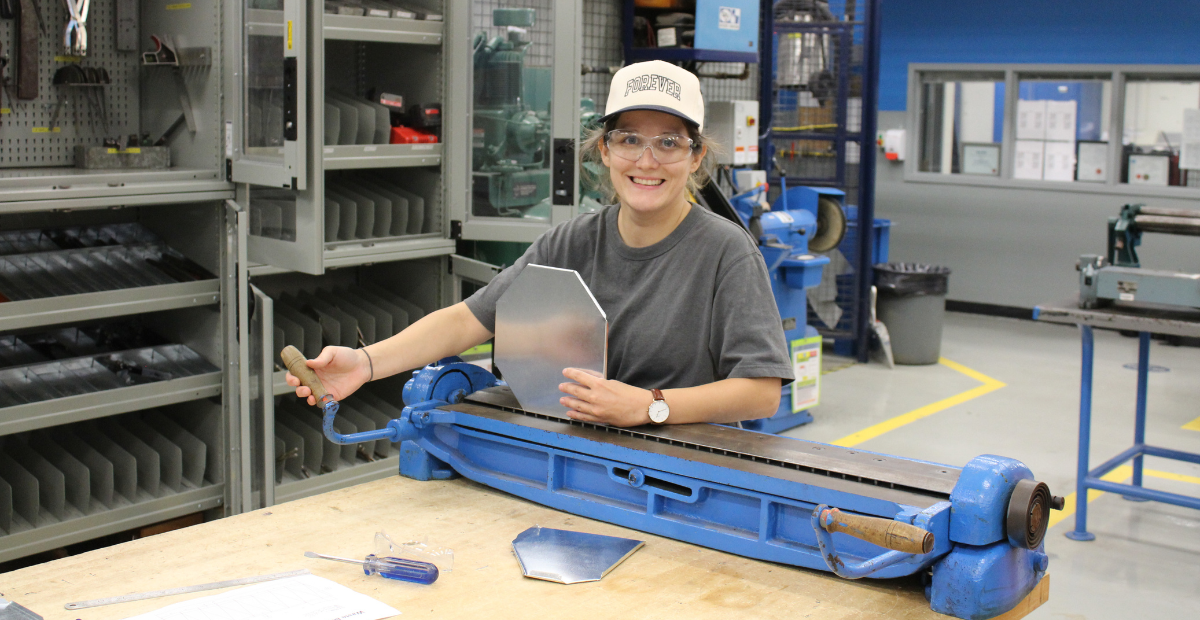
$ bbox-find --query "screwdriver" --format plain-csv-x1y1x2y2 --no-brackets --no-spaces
304,551,439,585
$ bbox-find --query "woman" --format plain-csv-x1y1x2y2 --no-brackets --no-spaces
288,61,792,427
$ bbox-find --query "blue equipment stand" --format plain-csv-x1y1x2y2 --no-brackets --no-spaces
727,184,836,433
1033,300,1200,540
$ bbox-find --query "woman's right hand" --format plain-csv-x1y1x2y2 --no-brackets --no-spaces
285,346,372,406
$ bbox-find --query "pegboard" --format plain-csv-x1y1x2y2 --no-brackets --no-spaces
0,0,142,168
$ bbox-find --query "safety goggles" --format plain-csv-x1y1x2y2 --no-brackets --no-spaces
604,130,697,164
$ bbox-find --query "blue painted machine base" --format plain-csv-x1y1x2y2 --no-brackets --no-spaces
318,359,1053,620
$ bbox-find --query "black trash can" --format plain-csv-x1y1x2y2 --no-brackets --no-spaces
874,263,952,365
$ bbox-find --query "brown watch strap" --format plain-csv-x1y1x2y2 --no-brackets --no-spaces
651,389,664,401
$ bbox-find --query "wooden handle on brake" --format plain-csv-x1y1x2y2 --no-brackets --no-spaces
821,508,934,554
280,345,330,402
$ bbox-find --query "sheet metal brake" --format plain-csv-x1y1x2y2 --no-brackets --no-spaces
279,265,1062,620
284,364,1058,620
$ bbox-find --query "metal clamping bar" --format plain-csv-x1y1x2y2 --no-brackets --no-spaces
811,505,933,579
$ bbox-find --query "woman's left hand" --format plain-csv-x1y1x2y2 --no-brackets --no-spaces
559,368,653,427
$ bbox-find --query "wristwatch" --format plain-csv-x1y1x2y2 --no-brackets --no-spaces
648,389,670,424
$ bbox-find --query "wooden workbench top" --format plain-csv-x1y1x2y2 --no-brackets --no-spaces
0,475,1041,620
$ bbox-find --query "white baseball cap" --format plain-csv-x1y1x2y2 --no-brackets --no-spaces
601,61,705,132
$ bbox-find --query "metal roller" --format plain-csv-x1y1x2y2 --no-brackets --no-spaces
1006,479,1063,549
1137,206,1200,219
1132,214,1200,237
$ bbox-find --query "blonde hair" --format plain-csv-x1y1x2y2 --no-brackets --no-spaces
581,115,722,204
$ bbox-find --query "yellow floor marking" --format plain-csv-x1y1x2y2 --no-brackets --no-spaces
1183,414,1200,431
1047,466,1133,529
1048,466,1200,529
831,357,1006,448
1146,469,1200,485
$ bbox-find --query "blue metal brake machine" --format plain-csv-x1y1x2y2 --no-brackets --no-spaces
282,347,1063,620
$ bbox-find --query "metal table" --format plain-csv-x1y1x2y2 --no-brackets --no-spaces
1033,298,1200,540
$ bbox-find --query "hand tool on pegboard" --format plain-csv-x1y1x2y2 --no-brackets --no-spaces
63,0,90,57
16,0,39,99
0,51,17,122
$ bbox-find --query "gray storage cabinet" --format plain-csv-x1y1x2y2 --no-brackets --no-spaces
232,0,582,509
0,0,241,563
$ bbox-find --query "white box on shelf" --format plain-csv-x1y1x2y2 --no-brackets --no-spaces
1016,100,1047,140
1044,100,1078,142
1013,140,1045,180
1042,141,1076,181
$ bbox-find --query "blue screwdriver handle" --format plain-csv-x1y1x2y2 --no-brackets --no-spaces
364,554,439,585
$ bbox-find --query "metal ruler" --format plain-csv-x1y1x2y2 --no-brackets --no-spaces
64,569,309,610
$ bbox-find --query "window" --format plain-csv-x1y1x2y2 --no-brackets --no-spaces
1122,77,1200,186
917,73,1005,175
1014,75,1111,182
907,65,1200,195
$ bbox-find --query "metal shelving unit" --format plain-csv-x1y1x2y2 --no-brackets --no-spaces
322,144,443,170
0,485,225,564
324,14,445,44
230,1,481,511
0,281,220,333
0,373,223,437
620,0,760,65
0,0,241,563
0,210,238,561
759,0,882,360
275,457,400,505
246,258,462,509
0,0,234,214
323,237,458,269
0,171,233,214
0,0,594,565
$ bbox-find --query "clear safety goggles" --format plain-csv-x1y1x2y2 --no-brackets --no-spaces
604,130,697,164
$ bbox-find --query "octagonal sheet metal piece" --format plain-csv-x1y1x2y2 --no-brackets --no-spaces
494,264,607,419
512,526,645,584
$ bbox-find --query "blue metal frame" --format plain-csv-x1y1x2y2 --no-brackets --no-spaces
759,0,881,362
1067,326,1200,542
317,358,1050,619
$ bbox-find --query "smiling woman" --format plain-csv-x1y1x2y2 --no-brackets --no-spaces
581,108,719,215
288,61,793,429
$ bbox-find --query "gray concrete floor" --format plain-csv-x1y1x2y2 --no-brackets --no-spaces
782,312,1200,620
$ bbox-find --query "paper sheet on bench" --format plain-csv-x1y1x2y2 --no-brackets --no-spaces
121,574,399,620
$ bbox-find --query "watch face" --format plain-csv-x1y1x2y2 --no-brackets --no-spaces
648,400,670,424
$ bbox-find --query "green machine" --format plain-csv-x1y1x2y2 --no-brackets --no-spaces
578,98,607,213
1078,204,1200,309
472,9,553,215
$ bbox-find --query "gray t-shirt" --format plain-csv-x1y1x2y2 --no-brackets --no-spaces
465,204,794,389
